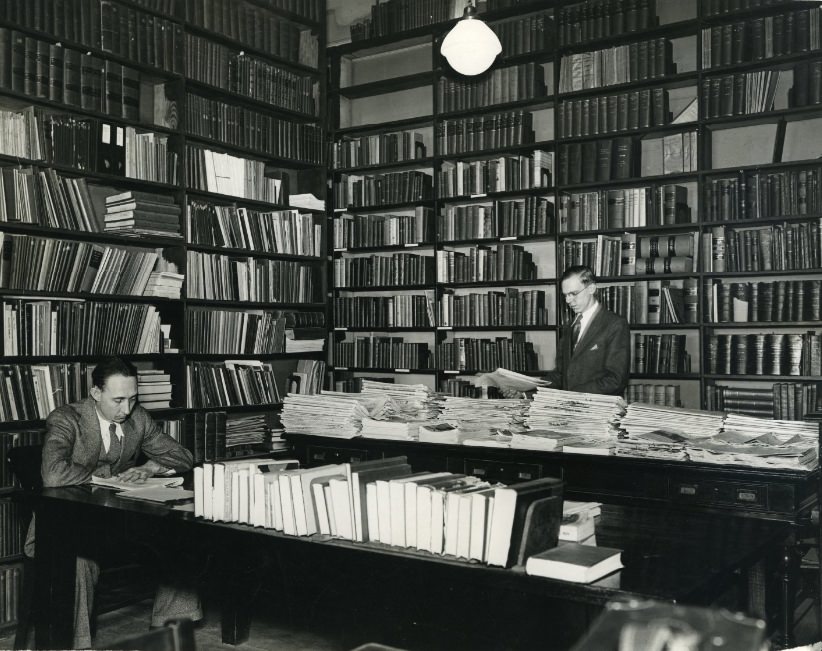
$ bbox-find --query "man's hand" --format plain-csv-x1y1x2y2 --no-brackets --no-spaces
115,460,168,484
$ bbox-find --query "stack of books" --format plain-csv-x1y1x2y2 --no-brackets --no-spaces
559,501,602,545
137,370,172,410
281,392,371,438
525,388,626,455
103,190,181,236
143,271,184,299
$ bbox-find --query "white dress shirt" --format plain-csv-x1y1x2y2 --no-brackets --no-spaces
575,301,600,345
95,408,123,453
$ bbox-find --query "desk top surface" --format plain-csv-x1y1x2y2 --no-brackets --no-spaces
35,485,792,605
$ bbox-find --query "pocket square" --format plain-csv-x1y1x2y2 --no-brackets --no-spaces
589,344,599,351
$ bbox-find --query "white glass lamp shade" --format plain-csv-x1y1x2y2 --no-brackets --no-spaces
440,15,502,76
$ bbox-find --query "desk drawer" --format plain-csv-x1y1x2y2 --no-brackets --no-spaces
306,445,370,466
455,458,542,483
670,479,768,510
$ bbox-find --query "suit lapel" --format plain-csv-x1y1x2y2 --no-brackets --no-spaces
571,305,605,359
78,398,103,462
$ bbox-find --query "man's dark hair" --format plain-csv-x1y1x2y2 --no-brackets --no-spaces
91,357,138,390
561,265,597,286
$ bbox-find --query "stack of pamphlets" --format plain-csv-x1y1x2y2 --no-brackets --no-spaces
360,380,439,420
617,403,724,461
281,391,371,438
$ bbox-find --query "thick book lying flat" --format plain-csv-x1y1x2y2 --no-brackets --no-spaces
525,542,622,583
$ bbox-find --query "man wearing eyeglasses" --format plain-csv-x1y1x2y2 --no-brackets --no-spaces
544,264,630,396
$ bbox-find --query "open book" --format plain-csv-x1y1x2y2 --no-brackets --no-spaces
90,475,184,491
471,368,550,393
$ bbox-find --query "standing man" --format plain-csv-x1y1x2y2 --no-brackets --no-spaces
28,357,202,648
544,265,630,396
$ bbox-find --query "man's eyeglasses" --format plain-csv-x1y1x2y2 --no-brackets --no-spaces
562,286,590,299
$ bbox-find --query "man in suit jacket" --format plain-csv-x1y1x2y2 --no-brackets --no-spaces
545,265,630,396
29,357,201,648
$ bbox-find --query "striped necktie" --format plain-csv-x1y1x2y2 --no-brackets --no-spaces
571,314,582,348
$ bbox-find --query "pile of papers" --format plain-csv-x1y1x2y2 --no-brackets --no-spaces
360,417,424,441
438,396,528,437
524,388,626,454
510,430,586,452
285,330,324,353
360,380,439,420
616,403,725,461
143,271,184,299
418,422,471,445
688,414,819,470
471,368,551,394
226,413,268,449
281,391,371,438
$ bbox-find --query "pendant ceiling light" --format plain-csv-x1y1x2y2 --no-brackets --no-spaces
440,1,502,76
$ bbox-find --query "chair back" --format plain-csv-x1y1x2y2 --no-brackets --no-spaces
7,445,43,492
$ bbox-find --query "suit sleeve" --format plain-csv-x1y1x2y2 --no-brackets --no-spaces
573,316,630,396
138,410,193,473
41,410,93,488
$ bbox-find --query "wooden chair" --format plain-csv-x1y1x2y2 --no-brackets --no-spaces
110,618,196,651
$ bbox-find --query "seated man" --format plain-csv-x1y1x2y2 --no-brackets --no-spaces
26,357,202,648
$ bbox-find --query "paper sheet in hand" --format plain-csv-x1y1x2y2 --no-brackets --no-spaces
90,475,184,491
472,368,550,392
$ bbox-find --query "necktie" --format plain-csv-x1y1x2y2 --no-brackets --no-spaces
109,422,122,461
571,314,582,348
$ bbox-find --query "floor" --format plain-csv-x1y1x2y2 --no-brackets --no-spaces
1,592,821,650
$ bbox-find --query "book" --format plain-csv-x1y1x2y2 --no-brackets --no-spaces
486,477,564,568
524,542,623,583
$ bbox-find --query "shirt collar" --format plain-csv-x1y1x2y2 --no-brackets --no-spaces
580,300,600,324
94,405,122,438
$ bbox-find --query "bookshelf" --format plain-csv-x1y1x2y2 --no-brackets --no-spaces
327,0,822,416
0,0,327,625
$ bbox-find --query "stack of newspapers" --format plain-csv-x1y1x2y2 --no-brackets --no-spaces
281,391,371,438
360,380,440,421
523,388,625,454
438,396,528,436
617,403,725,461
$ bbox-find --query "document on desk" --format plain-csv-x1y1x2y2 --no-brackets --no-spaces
117,486,195,504
90,475,184,491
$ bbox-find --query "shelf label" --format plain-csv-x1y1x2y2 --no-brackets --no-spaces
437,326,453,330
403,243,419,248
395,368,410,373
336,367,349,371
334,208,346,213
334,327,347,331
470,194,487,198
444,370,459,374
333,248,347,252
499,236,517,241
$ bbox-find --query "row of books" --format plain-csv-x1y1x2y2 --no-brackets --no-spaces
564,278,699,326
1,299,165,357
631,333,691,375
626,383,681,408
0,107,43,160
335,171,434,209
0,501,23,562
557,0,658,47
0,431,44,489
439,288,549,328
0,363,93,422
1,30,142,120
185,308,290,355
640,130,699,177
705,279,822,324
438,150,552,198
704,220,821,273
186,360,282,409
186,202,321,257
334,339,431,371
558,37,675,93
791,59,822,108
437,335,539,373
99,0,181,73
185,93,325,165
349,0,456,41
182,411,227,464
186,146,290,204
333,295,434,329
184,34,317,117
185,0,323,23
556,137,637,186
702,0,787,17
700,70,783,119
704,167,821,224
558,184,692,232
705,382,821,421
437,62,548,114
194,456,564,571
333,209,432,250
700,7,821,69
185,251,316,303
331,130,426,170
707,332,822,377
182,0,319,68
557,88,673,139
437,111,535,156
493,11,551,57
334,253,434,289
435,245,539,284
562,232,697,278
439,197,554,242
0,233,179,297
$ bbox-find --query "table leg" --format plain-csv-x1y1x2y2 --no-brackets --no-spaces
33,500,77,649
775,543,799,648
219,565,262,645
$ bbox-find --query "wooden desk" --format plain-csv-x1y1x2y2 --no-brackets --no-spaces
33,486,792,650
